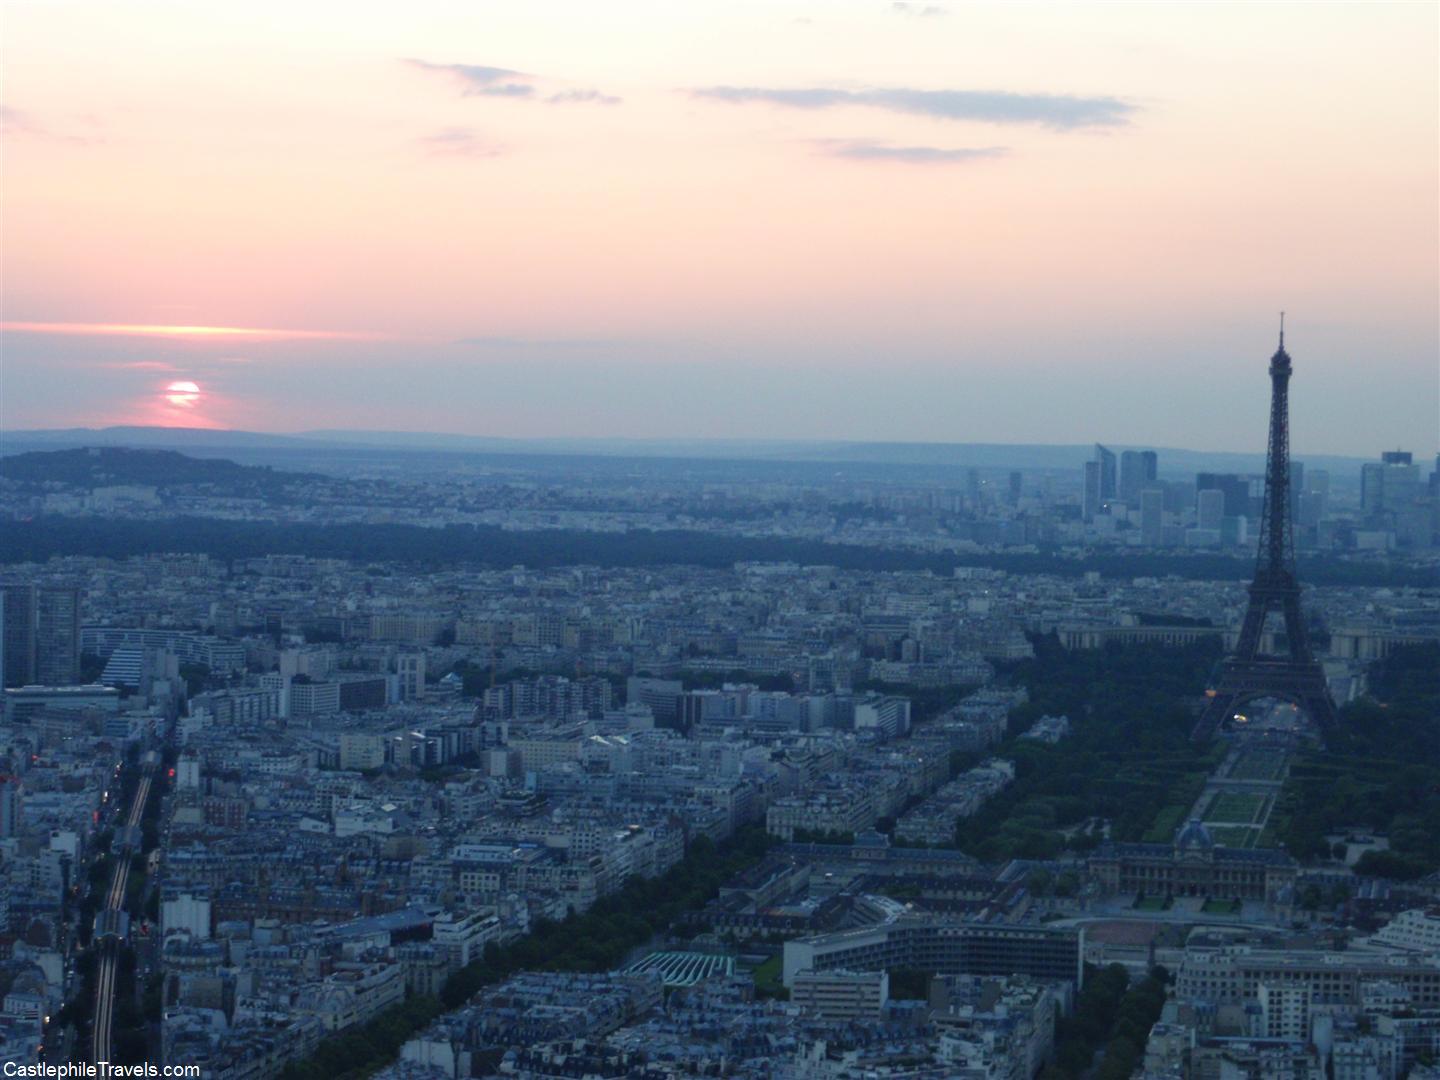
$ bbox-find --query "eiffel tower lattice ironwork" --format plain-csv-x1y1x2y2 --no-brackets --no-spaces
1192,317,1338,741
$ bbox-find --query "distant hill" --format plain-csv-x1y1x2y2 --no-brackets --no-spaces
0,446,318,495
1,425,322,451
0,425,1371,477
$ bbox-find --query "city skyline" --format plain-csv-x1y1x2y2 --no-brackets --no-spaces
3,2,1436,454
4,7,1439,1072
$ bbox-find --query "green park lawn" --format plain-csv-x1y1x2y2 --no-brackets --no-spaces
1201,898,1242,914
751,955,785,997
1205,825,1258,848
1204,791,1268,824
1230,751,1286,782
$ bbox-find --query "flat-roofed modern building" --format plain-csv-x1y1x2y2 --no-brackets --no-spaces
80,626,245,674
792,968,888,1019
3,683,121,723
1373,909,1440,953
782,918,1083,989
1177,944,1440,1009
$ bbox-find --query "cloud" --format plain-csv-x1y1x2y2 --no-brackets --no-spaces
891,2,948,16
1,105,100,145
418,127,504,157
405,59,535,97
0,321,381,341
546,89,622,106
477,83,536,98
416,63,521,84
106,360,180,372
692,85,1135,129
697,87,851,110
1,105,40,135
455,335,621,349
819,139,1008,164
408,59,619,106
103,356,254,374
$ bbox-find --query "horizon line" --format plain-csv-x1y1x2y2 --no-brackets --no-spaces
0,423,1399,461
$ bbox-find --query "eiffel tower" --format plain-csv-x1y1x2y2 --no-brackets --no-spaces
1192,317,1338,741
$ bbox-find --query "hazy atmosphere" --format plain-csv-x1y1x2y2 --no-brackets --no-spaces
3,6,1439,1078
3,1,1436,454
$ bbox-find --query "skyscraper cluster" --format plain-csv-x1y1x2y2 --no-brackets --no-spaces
1083,444,1161,526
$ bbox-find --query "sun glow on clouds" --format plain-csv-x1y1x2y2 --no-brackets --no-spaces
0,321,380,341
165,380,201,407
138,377,230,429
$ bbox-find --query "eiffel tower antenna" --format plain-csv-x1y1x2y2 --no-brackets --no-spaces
1192,322,1337,742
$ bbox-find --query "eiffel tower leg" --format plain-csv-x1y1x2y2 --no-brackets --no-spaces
1193,692,1236,742
1281,591,1312,661
1235,597,1269,659
1298,688,1337,732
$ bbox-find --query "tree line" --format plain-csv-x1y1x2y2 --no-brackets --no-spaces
280,826,774,1080
4,515,1432,587
1268,642,1440,878
952,635,1223,861
1040,965,1169,1080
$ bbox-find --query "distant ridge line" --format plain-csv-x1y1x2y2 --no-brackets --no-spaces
1,425,1371,473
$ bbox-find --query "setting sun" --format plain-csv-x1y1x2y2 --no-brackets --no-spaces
164,380,201,408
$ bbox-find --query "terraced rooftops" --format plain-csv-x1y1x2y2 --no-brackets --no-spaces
623,951,736,987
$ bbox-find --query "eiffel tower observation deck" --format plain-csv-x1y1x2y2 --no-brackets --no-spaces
1192,318,1339,742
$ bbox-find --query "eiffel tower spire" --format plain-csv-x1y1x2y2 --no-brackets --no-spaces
1193,322,1337,741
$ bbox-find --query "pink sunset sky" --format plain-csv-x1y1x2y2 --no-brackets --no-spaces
2,1,1436,454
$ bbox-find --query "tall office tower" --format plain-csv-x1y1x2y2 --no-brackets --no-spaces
1008,471,1023,505
1094,444,1117,500
1297,491,1327,528
1140,488,1165,546
1288,461,1305,521
1082,461,1102,522
0,777,20,838
1165,480,1195,514
1193,323,1336,741
965,468,982,509
1119,450,1159,504
1363,452,1422,516
1196,488,1226,530
35,586,81,686
0,584,37,687
1196,472,1251,517
1382,457,1420,511
1361,463,1386,514
0,584,82,686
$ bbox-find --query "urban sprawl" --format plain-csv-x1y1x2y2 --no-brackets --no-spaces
0,437,1436,1080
